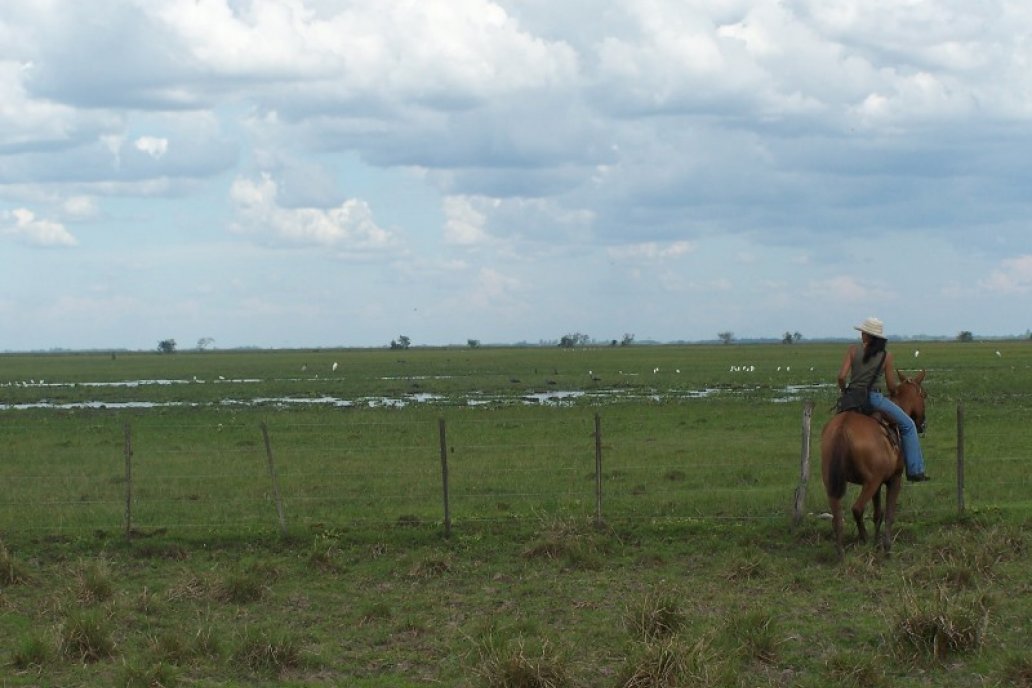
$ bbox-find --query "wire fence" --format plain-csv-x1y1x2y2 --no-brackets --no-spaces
0,400,1028,540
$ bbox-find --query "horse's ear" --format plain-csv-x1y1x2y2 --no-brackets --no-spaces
897,370,909,384
914,369,926,384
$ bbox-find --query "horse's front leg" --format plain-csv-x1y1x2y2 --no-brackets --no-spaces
872,487,883,544
881,475,903,553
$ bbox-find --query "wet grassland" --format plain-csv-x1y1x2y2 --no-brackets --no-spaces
1,341,1031,686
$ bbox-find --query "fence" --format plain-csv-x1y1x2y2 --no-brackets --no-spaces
0,400,1026,540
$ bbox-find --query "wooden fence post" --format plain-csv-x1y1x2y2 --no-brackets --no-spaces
260,422,288,537
793,400,815,526
594,413,603,526
123,421,133,541
439,418,451,538
957,401,965,515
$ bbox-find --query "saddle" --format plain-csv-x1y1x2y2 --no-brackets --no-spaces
833,394,903,453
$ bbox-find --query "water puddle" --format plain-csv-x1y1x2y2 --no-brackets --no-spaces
1,379,831,411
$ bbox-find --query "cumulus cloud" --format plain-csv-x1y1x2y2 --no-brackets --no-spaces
443,196,488,246
230,172,398,252
1,207,77,247
980,254,1032,294
134,136,169,159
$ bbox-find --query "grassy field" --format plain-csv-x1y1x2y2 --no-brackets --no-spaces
1,341,1030,686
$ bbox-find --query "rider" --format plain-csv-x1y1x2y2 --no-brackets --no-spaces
836,317,930,482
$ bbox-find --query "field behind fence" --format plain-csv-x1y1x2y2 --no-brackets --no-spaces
2,341,1030,540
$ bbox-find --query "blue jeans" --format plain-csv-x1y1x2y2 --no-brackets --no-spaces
869,390,925,476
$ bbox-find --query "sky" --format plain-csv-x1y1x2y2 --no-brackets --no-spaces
2,0,1031,352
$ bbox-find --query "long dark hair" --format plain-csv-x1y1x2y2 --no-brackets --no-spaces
863,334,887,363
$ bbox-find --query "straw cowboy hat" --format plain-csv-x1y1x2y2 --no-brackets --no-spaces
854,317,885,338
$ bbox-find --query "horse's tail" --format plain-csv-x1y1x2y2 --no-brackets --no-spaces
826,423,849,500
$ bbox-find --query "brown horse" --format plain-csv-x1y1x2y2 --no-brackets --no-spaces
820,370,927,556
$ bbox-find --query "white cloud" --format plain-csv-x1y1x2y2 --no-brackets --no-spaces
62,195,97,218
807,276,894,302
134,136,169,159
1,207,77,247
608,241,695,261
443,195,488,246
230,172,399,252
980,254,1032,294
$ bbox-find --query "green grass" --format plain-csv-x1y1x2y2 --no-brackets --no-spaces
1,341,1031,685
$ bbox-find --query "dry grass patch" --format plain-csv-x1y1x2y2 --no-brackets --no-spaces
618,635,724,688
472,636,570,688
890,580,991,663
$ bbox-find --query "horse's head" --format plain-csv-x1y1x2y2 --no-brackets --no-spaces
893,369,927,434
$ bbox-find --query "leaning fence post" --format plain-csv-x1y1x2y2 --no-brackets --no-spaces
260,422,288,537
956,401,965,515
123,421,133,541
439,418,451,538
594,413,603,526
793,400,815,527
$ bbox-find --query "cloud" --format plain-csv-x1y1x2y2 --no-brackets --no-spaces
607,241,695,261
980,254,1032,294
443,195,488,246
134,136,169,159
807,275,894,303
230,172,399,253
1,207,77,247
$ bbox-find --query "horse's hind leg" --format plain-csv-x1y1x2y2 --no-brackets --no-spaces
828,496,845,558
851,481,881,545
871,488,883,544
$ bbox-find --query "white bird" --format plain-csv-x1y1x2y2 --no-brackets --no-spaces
914,350,920,358
653,367,659,374
996,350,1002,357
332,362,339,372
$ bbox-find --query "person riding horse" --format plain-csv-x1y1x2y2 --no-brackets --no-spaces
835,317,930,482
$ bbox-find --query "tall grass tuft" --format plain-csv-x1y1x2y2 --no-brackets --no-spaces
723,610,782,664
10,632,53,671
617,635,723,688
233,626,305,677
218,569,265,604
74,557,114,604
624,588,686,642
521,515,609,570
472,635,570,688
119,658,178,687
997,652,1032,687
60,608,115,662
0,543,31,585
890,579,991,663
825,650,889,688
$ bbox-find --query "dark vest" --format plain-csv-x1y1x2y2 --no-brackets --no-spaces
850,346,885,392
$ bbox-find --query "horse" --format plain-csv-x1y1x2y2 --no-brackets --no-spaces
820,370,927,556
